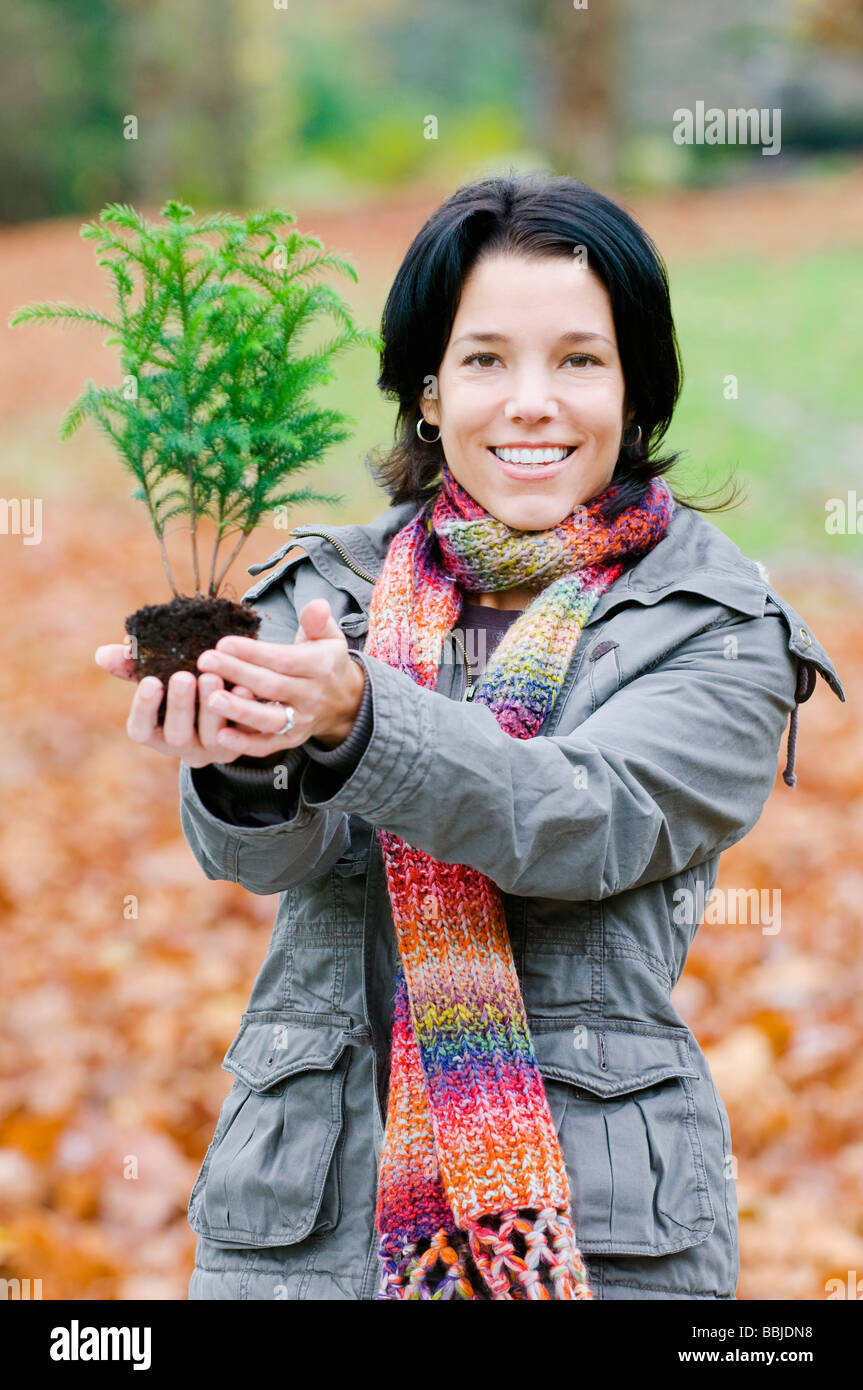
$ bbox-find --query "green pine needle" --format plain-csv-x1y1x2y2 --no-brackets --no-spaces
9,199,369,598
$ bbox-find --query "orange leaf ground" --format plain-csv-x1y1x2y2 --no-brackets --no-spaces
1,181,861,1301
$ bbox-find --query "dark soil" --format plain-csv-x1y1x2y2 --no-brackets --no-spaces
124,595,262,726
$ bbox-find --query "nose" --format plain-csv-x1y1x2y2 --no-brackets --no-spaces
503,375,560,424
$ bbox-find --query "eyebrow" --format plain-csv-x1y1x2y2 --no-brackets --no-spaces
454,330,614,348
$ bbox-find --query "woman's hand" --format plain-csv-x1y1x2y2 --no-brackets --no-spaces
192,599,366,758
94,599,365,767
94,645,264,769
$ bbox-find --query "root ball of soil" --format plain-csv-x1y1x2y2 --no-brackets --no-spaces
124,595,262,726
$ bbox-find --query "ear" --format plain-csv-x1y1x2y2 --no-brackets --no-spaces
422,381,441,428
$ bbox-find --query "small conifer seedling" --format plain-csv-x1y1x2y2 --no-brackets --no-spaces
10,200,378,723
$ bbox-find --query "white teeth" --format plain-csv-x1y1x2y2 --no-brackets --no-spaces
491,446,573,465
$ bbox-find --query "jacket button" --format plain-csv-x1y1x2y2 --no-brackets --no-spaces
799,627,812,647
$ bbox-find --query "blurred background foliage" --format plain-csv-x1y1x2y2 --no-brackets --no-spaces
2,0,863,564
3,0,863,221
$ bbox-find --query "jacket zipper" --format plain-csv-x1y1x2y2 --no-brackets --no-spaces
451,629,475,700
289,527,379,586
293,526,476,700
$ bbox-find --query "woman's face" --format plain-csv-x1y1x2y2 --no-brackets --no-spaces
422,252,632,530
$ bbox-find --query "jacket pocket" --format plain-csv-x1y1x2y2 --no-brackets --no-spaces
188,1010,353,1248
530,1019,715,1257
332,814,374,878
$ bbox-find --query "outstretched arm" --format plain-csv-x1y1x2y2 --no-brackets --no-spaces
297,606,801,901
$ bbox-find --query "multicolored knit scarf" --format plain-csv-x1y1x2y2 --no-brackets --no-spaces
366,460,674,1299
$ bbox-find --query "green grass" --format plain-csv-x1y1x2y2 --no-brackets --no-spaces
663,248,862,566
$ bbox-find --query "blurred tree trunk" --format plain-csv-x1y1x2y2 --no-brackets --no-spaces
205,0,246,206
128,0,248,210
527,0,624,187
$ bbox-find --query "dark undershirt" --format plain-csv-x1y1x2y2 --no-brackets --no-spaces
456,598,524,682
190,597,524,826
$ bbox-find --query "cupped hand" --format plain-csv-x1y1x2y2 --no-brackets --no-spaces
190,598,365,758
94,640,263,768
94,598,365,767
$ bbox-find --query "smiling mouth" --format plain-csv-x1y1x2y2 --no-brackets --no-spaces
489,445,577,465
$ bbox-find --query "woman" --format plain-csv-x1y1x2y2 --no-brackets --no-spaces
97,173,844,1300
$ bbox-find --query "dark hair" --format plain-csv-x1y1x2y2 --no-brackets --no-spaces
367,170,740,521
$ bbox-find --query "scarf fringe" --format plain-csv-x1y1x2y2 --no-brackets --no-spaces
376,1209,594,1300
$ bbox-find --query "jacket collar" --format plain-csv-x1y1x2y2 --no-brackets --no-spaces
286,498,766,615
254,497,843,700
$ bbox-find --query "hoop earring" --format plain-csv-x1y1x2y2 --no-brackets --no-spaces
416,415,441,444
623,423,642,449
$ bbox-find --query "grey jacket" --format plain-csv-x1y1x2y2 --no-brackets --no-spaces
178,498,845,1301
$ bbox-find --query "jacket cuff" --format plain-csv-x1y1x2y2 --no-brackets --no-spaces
190,746,307,824
299,650,431,811
305,653,373,771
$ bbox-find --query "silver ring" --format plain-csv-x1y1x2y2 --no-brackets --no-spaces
271,702,295,735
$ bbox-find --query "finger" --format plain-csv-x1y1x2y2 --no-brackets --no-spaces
296,598,342,641
198,637,342,690
195,672,227,751
126,676,163,743
197,649,290,698
203,686,298,739
208,725,292,760
161,670,198,750
96,643,137,681
196,678,269,746
217,634,345,667
198,681,265,745
224,685,263,735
